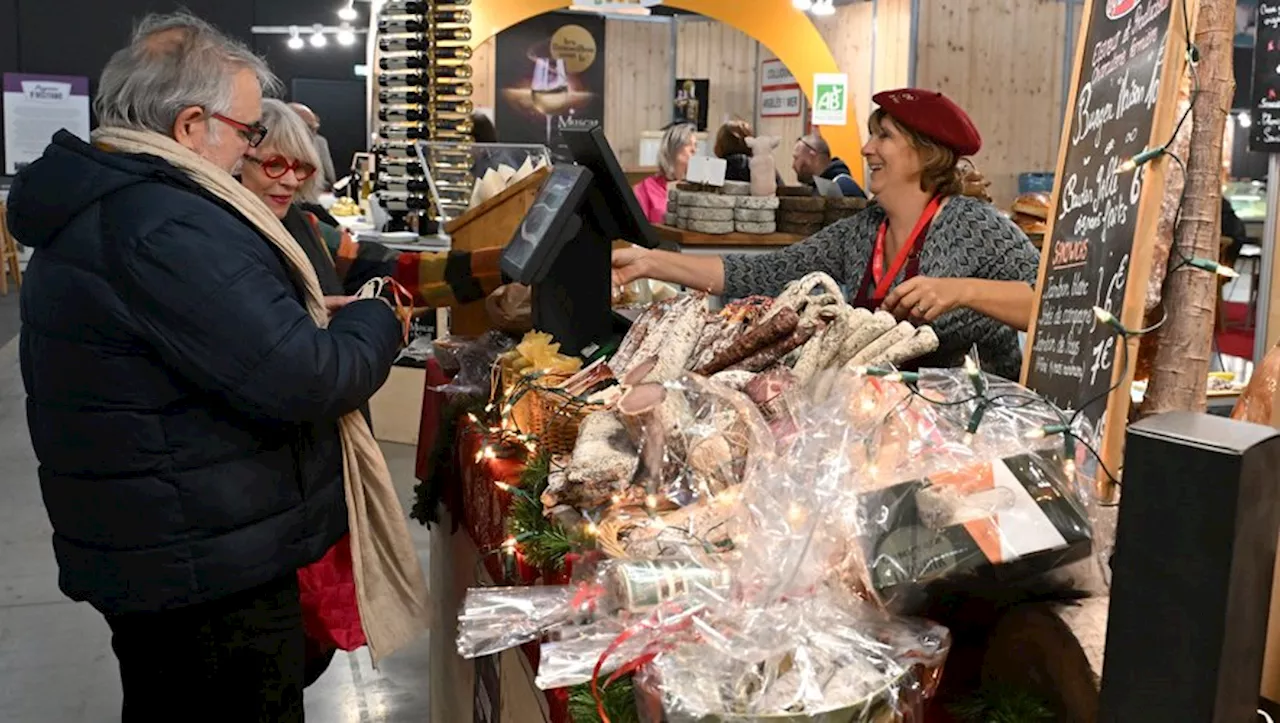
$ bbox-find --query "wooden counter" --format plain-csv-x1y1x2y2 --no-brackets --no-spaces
654,223,805,248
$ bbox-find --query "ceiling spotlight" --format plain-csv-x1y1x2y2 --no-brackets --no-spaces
792,0,814,9
337,23,357,46
338,4,358,21
287,26,304,50
810,0,836,16
309,24,328,48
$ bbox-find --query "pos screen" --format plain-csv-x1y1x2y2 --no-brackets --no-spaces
500,164,594,285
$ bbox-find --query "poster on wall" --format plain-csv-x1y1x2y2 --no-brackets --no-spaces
810,73,849,126
673,78,709,130
760,59,802,118
3,73,90,174
495,12,606,160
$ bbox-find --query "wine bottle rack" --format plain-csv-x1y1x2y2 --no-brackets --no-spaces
373,0,474,232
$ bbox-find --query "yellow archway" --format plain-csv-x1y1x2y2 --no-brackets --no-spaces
469,0,864,180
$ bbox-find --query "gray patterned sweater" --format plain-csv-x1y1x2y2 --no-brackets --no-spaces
723,196,1040,380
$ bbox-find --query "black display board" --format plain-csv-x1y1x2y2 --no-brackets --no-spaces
1022,0,1187,490
1251,1,1280,152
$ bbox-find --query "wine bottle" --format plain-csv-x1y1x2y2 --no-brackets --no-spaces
380,54,425,71
379,105,427,123
380,123,429,140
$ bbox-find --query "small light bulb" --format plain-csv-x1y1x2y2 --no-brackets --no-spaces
287,34,305,51
1026,427,1047,440
645,494,659,509
502,537,517,554
494,481,512,492
483,446,497,460
585,521,598,537
337,27,356,46
611,494,623,505
309,28,328,48
1092,306,1115,325
787,503,807,524
860,396,877,413
964,355,980,377
338,4,358,21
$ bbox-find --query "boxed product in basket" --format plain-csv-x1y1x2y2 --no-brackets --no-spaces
853,447,1093,608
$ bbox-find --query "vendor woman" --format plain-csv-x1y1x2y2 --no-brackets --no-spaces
612,89,1039,379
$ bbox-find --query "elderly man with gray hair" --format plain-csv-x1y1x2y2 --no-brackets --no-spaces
5,12,427,721
792,132,866,198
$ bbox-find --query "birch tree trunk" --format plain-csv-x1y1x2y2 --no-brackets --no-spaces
1138,0,1235,419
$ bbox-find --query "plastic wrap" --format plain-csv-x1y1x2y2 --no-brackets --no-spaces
456,558,731,660
431,331,514,396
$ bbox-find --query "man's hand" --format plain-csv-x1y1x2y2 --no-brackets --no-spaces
611,247,651,287
324,295,355,317
881,276,970,324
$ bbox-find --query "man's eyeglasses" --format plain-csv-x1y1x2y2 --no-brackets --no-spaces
211,113,268,148
242,154,317,181
797,137,821,154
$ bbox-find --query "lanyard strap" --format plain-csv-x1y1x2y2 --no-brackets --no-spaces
870,195,943,301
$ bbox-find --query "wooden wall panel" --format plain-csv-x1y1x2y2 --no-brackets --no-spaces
874,0,913,93
916,0,1069,208
675,17,758,128
605,18,674,168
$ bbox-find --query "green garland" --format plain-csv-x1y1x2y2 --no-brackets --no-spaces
949,683,1054,723
567,675,640,723
504,451,589,571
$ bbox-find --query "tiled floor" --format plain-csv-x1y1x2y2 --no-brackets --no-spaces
0,336,435,722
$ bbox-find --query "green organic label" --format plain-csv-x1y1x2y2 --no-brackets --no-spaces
815,83,845,112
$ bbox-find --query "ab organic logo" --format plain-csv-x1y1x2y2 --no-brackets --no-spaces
815,83,845,113
811,73,849,126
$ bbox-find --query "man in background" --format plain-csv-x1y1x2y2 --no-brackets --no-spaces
289,102,338,192
793,133,866,198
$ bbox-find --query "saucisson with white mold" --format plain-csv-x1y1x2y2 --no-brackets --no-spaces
621,357,659,388
690,296,772,371
768,272,844,321
612,299,672,372
848,322,916,367
709,369,758,392
833,310,896,367
726,322,817,373
627,294,705,377
642,297,707,382
873,326,940,368
696,306,800,375
563,412,640,508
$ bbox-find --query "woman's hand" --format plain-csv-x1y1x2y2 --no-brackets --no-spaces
881,276,970,324
612,247,651,287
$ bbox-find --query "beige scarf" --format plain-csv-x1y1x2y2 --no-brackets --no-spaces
93,127,430,665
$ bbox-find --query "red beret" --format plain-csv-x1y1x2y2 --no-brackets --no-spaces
871,88,982,157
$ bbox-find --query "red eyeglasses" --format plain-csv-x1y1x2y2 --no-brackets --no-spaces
211,112,268,148
242,154,318,181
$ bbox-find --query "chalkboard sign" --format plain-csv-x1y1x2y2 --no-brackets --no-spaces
1022,0,1191,492
1251,1,1280,152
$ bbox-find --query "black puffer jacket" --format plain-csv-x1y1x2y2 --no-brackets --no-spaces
8,130,401,615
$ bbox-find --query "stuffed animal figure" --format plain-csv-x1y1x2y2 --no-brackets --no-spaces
745,135,780,197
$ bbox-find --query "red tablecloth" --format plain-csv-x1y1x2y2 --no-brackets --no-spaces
415,360,571,723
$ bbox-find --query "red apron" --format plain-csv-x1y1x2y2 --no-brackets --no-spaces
851,196,942,310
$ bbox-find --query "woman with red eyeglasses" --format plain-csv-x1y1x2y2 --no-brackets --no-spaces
241,99,504,314
239,98,505,685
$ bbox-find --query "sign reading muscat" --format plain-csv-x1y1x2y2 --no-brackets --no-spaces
811,73,849,126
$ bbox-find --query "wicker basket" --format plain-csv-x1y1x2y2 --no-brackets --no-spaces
499,365,601,457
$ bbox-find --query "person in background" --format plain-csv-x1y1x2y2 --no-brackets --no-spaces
472,111,498,143
792,132,867,198
7,13,407,721
1222,196,1250,269
288,101,337,192
613,89,1038,380
715,119,754,183
633,122,697,225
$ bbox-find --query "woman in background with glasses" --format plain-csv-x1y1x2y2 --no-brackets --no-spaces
238,98,505,684
240,99,505,312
